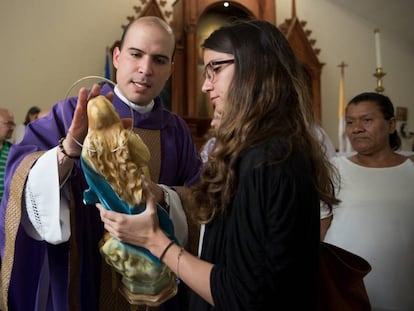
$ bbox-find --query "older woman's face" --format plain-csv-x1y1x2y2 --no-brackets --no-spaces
201,49,235,121
345,100,396,154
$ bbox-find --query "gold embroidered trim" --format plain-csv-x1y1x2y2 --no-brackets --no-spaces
1,151,45,311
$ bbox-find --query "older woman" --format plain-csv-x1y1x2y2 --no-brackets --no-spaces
324,92,414,310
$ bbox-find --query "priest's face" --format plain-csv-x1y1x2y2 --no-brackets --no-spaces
113,20,174,106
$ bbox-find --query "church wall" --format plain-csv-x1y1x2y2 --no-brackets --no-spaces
0,0,413,149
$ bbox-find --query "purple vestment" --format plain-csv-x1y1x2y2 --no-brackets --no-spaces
0,84,201,310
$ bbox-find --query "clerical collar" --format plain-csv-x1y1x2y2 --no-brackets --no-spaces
114,85,154,114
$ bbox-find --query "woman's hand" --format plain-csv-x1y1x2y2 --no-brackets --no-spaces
96,185,168,255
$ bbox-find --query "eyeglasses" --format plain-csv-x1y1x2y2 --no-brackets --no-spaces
0,121,16,127
203,59,235,83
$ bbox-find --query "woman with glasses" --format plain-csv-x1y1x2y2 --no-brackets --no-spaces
98,19,339,310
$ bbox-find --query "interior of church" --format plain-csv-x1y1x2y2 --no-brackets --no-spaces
0,2,413,310
1,0,413,151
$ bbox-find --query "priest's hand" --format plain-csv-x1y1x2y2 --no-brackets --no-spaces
63,84,113,157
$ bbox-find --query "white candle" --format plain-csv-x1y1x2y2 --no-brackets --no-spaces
374,28,382,68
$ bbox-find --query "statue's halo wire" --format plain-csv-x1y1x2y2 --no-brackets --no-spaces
62,75,135,153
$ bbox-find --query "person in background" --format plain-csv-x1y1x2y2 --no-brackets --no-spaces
0,16,201,311
0,108,15,202
323,92,414,310
13,106,40,144
37,108,51,119
97,19,339,310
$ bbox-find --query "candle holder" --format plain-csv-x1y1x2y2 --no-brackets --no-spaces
373,67,386,93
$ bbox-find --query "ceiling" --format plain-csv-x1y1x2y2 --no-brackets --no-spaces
324,0,414,51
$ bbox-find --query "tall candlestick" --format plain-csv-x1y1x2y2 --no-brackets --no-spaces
374,28,382,68
373,68,386,93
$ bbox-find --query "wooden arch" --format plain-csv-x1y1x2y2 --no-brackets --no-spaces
177,0,275,117
112,0,323,146
279,5,324,123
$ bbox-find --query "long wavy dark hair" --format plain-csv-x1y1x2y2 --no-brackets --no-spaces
190,19,339,224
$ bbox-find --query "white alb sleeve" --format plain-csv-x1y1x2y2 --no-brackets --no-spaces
21,147,71,244
159,184,188,247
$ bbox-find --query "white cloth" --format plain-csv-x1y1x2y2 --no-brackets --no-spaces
22,147,71,244
13,124,26,144
200,137,216,164
324,156,414,310
314,126,336,159
319,201,333,219
114,85,154,114
159,184,188,247
198,137,217,256
315,126,336,219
